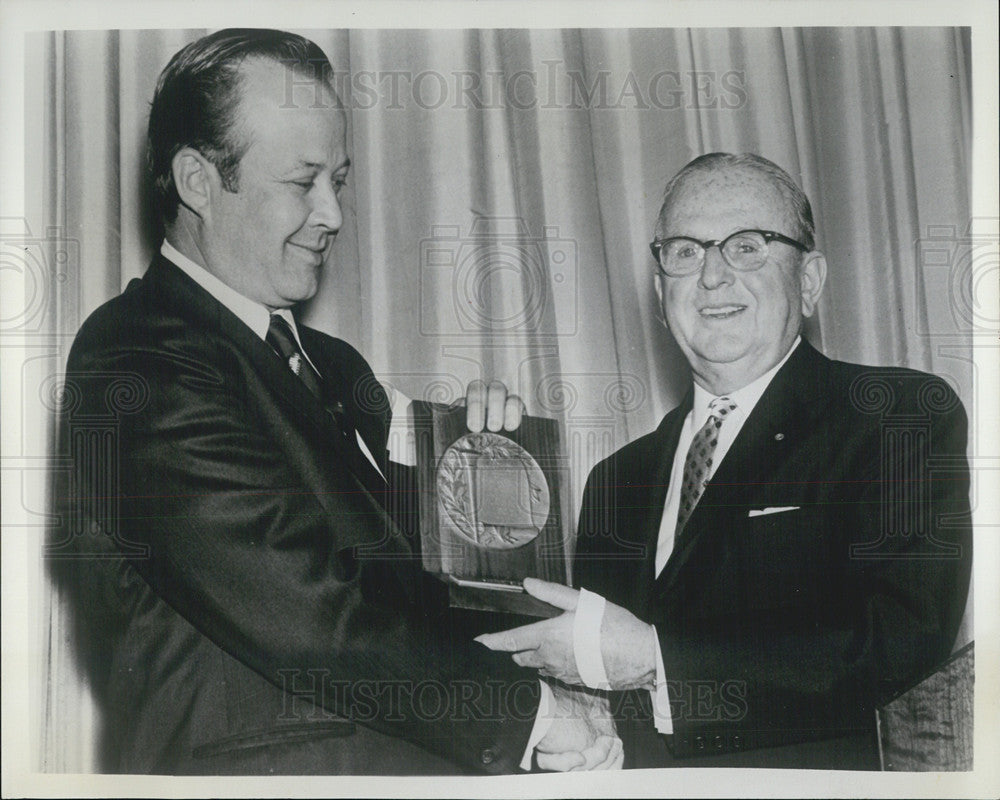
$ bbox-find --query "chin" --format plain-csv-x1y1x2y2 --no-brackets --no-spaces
286,272,321,302
688,335,750,365
293,286,319,304
695,349,749,367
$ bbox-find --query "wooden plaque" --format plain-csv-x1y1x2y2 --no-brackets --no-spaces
412,401,572,617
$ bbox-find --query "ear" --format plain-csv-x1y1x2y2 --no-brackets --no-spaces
171,147,217,219
653,272,669,327
799,251,827,318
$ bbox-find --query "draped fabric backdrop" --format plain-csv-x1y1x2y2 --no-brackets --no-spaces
26,27,973,772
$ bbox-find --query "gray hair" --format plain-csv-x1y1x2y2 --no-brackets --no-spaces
657,153,816,250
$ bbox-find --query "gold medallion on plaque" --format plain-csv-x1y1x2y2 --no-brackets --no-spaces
436,432,550,550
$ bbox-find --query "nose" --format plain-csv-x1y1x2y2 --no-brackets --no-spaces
310,180,343,233
698,244,734,290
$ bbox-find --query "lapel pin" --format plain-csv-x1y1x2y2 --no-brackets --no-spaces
774,432,784,441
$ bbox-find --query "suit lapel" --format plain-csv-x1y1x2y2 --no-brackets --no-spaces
144,256,391,505
653,341,829,594
705,340,829,503
629,392,692,611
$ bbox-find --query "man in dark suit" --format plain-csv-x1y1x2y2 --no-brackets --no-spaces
478,152,972,769
49,29,621,775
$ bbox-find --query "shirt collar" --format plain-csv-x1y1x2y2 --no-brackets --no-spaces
160,240,301,345
691,336,801,424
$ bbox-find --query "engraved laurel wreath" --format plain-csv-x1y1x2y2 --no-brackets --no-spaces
437,432,550,550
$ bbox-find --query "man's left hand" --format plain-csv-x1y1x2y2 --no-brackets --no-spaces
475,578,657,691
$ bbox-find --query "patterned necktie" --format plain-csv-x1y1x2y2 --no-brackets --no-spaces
675,396,737,541
266,313,322,399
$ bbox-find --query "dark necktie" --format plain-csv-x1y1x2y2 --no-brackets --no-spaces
266,313,384,487
266,313,322,399
675,396,737,541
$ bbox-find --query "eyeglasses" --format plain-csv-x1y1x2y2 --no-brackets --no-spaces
649,229,809,277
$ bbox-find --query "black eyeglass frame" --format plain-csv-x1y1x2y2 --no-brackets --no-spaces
649,229,810,276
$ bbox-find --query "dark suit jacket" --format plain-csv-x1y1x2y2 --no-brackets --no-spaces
49,255,539,775
574,340,972,769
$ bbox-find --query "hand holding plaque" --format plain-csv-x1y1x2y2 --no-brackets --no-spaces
413,395,571,617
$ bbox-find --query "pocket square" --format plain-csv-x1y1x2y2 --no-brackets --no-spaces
747,506,800,517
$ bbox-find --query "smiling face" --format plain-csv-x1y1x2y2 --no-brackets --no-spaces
198,58,349,309
654,166,826,394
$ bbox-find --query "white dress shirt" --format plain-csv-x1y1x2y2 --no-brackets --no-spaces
574,337,802,734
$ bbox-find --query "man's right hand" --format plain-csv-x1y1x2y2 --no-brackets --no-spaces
535,684,623,771
464,379,524,432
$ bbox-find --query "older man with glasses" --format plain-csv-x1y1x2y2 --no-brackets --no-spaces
479,152,972,770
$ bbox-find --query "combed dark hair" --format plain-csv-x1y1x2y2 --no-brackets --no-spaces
147,28,334,226
657,153,817,250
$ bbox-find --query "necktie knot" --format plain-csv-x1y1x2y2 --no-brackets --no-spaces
266,313,321,399
709,396,736,415
707,397,736,428
266,313,297,358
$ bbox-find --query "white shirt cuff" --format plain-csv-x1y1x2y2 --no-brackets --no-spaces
520,679,555,770
650,626,673,734
385,389,416,466
573,588,611,690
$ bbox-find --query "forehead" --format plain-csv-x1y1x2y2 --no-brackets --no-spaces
658,166,792,237
234,58,346,162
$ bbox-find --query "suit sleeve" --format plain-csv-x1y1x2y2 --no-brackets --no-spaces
653,386,972,753
67,336,539,774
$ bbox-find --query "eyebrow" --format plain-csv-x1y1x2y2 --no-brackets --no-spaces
289,157,352,172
